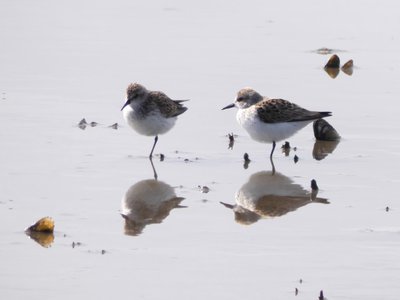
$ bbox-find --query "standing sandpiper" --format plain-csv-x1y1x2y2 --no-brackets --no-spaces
222,87,331,165
121,83,188,159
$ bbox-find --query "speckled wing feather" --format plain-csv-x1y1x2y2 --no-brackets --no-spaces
256,99,331,123
148,91,188,118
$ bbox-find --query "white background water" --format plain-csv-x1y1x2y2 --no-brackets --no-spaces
1,1,400,299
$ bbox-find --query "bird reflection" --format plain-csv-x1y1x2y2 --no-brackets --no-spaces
121,179,185,236
312,140,340,161
220,171,329,225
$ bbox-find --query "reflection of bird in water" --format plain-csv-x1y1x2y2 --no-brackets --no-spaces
121,179,185,236
220,171,329,225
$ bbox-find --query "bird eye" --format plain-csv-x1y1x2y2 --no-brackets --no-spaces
129,94,138,101
237,97,244,102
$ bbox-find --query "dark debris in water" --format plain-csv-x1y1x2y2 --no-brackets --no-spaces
281,141,291,156
228,133,235,149
109,123,119,129
72,241,82,248
293,155,299,163
311,179,319,191
198,185,210,193
319,290,326,300
78,119,119,130
243,153,251,169
78,118,88,129
313,47,344,55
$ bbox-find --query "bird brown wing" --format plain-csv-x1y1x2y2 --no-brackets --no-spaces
148,91,188,118
256,99,331,123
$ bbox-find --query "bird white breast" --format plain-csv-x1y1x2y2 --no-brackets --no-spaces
236,108,312,143
123,106,176,136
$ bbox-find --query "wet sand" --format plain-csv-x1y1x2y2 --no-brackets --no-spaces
1,1,400,299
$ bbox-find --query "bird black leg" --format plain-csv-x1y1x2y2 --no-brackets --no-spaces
149,135,158,159
270,141,276,175
149,156,158,180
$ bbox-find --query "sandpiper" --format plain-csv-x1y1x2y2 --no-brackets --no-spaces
222,88,331,160
121,83,188,158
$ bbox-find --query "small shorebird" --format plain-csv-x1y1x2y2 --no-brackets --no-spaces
121,83,188,159
222,87,331,164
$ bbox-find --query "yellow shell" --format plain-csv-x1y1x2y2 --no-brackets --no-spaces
27,217,55,233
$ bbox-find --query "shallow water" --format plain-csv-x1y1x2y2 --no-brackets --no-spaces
1,1,400,299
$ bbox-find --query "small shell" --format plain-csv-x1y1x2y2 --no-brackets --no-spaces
324,54,340,69
313,119,340,141
341,59,354,76
26,217,55,233
25,217,55,248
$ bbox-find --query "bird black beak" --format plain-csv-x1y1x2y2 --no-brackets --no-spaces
121,99,130,111
220,201,235,209
222,103,235,110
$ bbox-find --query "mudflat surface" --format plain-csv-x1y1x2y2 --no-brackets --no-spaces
1,1,400,299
